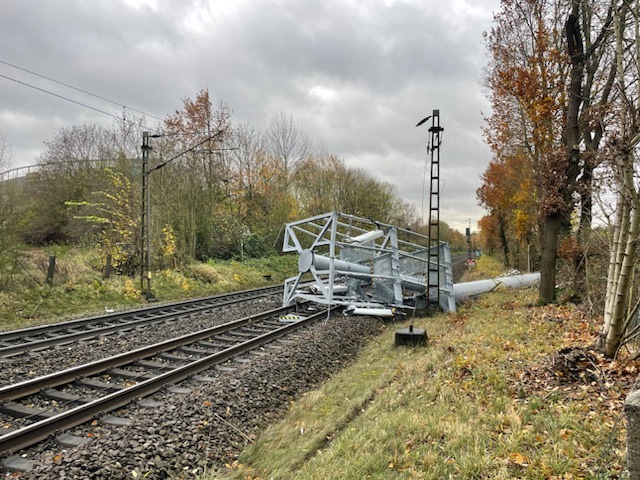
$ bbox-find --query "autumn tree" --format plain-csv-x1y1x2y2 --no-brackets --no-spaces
159,89,235,260
477,149,537,268
226,123,301,254
293,153,345,216
164,88,231,192
477,215,502,255
482,0,614,303
484,0,569,302
17,122,142,244
67,168,139,275
293,153,416,226
596,1,640,358
265,112,312,193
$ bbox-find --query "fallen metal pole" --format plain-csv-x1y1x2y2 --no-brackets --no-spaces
452,273,540,303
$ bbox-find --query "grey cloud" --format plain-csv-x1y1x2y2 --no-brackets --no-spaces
0,0,499,230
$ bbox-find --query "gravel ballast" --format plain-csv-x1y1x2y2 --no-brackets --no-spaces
0,297,281,388
1,309,385,479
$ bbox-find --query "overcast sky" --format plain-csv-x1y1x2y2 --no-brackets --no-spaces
0,0,499,232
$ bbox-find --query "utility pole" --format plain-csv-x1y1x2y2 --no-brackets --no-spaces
139,129,227,301
140,132,155,301
466,218,472,261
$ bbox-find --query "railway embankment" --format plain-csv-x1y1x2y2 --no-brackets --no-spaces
215,258,629,479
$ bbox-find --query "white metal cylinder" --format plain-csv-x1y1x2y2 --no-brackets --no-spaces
452,273,540,302
346,306,395,317
347,229,384,244
298,249,371,275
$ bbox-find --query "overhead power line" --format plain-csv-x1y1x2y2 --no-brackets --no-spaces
0,72,162,134
149,130,226,173
0,58,165,122
0,62,220,140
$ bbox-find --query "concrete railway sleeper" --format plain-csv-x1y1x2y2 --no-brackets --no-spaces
0,304,327,456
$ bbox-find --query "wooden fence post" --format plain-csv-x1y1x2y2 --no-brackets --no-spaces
46,256,56,287
104,254,112,279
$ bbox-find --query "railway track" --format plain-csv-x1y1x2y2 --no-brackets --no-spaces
0,285,282,358
0,304,328,456
451,253,470,282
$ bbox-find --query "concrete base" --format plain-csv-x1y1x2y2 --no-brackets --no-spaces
395,326,427,347
625,390,640,478
137,400,164,408
194,375,218,383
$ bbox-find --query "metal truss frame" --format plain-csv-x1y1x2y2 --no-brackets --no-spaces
282,211,455,313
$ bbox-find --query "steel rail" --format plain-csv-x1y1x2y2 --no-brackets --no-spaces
0,285,282,357
0,307,327,454
0,285,281,340
0,305,295,401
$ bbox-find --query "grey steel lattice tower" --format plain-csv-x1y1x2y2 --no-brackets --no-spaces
427,110,443,310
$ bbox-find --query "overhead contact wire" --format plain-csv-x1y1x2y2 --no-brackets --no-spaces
0,58,164,122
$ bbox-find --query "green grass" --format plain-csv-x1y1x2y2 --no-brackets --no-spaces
205,258,625,480
0,248,297,331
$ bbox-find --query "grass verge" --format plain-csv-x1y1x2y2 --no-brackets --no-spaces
207,262,628,479
0,248,297,331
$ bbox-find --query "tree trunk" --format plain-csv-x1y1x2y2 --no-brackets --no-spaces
565,4,586,299
603,197,640,357
499,215,510,267
539,212,562,304
573,164,591,296
597,4,638,358
603,196,629,329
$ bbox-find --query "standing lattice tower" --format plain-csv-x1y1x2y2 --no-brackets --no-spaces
417,110,444,311
428,111,443,310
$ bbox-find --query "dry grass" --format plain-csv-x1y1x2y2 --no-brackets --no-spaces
460,254,512,282
209,258,629,480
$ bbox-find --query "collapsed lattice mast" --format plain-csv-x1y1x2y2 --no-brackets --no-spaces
281,211,455,315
